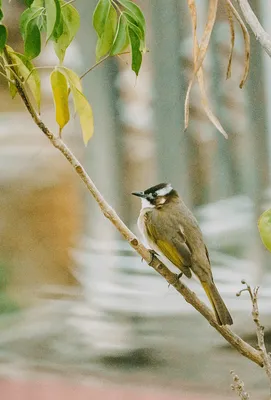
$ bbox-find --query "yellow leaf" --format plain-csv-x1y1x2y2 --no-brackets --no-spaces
70,85,94,145
60,66,82,91
9,51,41,112
50,69,70,134
60,67,94,144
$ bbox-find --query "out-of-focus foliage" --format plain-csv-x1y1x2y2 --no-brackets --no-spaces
258,209,271,253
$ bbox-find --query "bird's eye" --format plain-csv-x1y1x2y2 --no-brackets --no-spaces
153,192,157,198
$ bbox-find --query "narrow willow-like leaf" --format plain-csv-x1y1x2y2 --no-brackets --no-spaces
53,1,80,63
45,0,61,41
9,51,41,112
92,0,110,38
24,19,41,59
50,69,70,134
0,9,3,21
96,4,118,61
0,24,7,52
258,209,271,253
128,26,142,76
111,15,129,56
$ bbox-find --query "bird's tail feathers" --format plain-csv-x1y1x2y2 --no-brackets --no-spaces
202,281,233,326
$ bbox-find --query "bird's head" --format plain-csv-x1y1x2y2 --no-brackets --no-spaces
132,183,178,209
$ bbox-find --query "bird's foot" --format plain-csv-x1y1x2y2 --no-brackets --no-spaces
168,273,183,288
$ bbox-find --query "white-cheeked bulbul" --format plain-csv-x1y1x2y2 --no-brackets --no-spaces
132,183,233,326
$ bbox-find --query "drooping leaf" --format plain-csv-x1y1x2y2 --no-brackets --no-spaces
60,67,93,144
92,0,110,38
258,209,271,253
118,0,145,30
9,51,41,111
124,11,144,41
71,86,94,145
50,69,70,134
60,66,82,91
111,14,129,56
53,1,80,63
20,7,42,40
96,4,118,61
0,24,7,53
128,26,142,76
0,9,3,22
45,0,61,41
24,18,41,59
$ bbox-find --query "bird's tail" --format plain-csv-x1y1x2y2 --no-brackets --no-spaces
201,281,233,326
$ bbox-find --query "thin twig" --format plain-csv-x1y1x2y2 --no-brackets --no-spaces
231,370,250,399
2,45,264,369
236,0,271,58
237,281,271,392
80,55,110,80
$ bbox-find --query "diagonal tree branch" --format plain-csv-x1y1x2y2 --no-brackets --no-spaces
2,46,264,368
236,0,271,58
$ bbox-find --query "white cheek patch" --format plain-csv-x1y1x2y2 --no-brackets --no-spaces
155,184,173,197
141,198,155,209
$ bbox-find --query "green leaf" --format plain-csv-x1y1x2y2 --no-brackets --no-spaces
111,14,129,56
128,26,142,76
124,12,144,41
53,1,80,63
0,9,3,22
24,19,41,59
20,7,42,40
258,209,271,253
96,4,117,61
92,0,110,38
9,51,41,112
0,24,7,53
50,69,70,134
45,0,61,41
118,0,145,31
25,0,35,6
60,67,93,145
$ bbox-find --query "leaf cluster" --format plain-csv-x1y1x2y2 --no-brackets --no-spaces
0,0,146,145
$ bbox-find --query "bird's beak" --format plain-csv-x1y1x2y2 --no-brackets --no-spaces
132,191,145,198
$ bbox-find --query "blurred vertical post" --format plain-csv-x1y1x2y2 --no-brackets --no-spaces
149,0,190,203
244,0,269,282
76,0,123,241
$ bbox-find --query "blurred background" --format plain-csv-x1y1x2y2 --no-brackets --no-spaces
0,0,271,398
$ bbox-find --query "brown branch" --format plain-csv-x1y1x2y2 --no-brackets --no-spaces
230,370,250,399
236,0,271,58
2,46,264,369
238,282,271,392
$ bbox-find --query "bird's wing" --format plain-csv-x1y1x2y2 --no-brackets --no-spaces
146,222,192,278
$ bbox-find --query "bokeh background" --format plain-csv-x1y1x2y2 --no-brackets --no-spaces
0,0,271,398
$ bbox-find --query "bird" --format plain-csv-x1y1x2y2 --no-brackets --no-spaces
132,182,233,326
